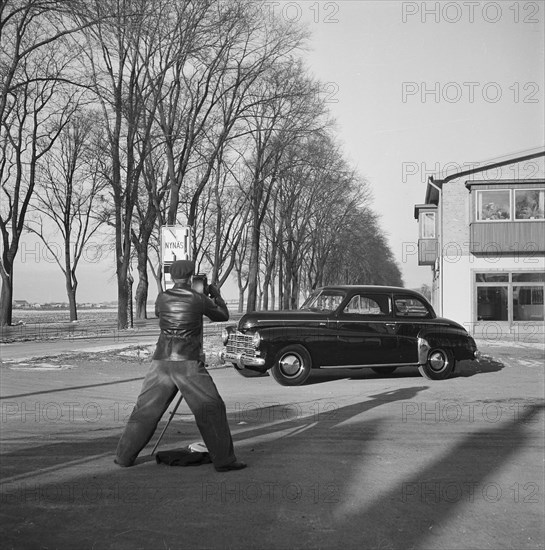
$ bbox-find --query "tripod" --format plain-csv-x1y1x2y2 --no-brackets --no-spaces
151,392,184,455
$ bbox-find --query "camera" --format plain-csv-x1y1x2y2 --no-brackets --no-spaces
192,273,209,295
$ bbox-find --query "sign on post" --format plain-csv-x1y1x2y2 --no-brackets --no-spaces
160,225,191,289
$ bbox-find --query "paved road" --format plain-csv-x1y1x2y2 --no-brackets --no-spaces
0,340,543,550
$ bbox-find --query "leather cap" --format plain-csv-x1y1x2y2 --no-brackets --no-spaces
170,260,194,280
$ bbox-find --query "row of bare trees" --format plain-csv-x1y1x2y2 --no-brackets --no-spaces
1,0,402,328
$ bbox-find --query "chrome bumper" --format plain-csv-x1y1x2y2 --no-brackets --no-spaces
220,350,266,368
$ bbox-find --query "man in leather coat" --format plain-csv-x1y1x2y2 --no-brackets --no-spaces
115,260,246,472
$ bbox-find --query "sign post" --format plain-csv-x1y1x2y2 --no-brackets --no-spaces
160,225,191,289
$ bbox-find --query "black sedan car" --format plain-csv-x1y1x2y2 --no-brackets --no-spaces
220,286,478,386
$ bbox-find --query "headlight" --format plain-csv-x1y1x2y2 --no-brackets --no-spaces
252,331,261,349
222,328,229,345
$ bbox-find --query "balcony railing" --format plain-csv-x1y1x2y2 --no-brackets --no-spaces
469,221,545,255
418,238,438,265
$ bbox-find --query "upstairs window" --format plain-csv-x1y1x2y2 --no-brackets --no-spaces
474,188,545,222
515,189,545,220
419,211,436,238
476,190,510,221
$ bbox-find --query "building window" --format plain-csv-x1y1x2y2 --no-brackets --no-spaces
476,273,508,283
476,190,510,221
514,287,544,321
515,189,545,220
474,188,545,222
512,272,545,283
475,271,545,322
419,212,436,238
477,287,508,321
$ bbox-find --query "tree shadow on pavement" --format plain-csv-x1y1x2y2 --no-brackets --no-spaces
0,386,425,549
320,402,545,550
1,389,542,550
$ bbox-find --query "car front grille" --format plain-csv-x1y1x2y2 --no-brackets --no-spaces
226,331,256,357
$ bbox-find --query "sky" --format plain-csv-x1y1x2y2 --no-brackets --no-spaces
12,0,545,304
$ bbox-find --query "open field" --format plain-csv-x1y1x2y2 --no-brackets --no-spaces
2,309,140,344
10,308,119,325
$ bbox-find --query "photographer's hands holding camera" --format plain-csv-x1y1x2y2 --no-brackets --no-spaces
207,284,227,308
208,284,221,299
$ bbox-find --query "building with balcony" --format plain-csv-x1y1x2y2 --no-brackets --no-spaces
414,147,545,339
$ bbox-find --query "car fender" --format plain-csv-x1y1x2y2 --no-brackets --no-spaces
256,325,323,368
417,326,477,362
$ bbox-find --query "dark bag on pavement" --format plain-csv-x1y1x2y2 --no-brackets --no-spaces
155,447,211,467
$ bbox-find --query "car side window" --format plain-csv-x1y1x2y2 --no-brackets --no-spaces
394,296,431,318
342,294,391,316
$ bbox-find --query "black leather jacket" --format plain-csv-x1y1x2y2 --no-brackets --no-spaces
152,283,229,361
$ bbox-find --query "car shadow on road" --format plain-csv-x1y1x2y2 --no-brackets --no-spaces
455,355,505,377
304,356,502,384
306,366,421,384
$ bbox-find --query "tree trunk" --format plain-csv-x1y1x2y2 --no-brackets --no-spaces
117,264,129,329
66,277,78,322
135,248,149,319
127,273,134,329
262,233,277,311
237,278,245,313
290,268,299,310
246,219,260,313
262,280,269,311
278,251,283,311
67,290,77,321
64,234,78,321
0,268,13,326
283,241,293,310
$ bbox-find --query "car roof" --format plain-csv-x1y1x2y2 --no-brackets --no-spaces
316,285,423,295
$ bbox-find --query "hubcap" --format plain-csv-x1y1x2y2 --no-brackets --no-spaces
429,351,447,372
279,353,303,378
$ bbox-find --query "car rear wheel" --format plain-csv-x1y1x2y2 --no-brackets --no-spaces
271,345,312,386
418,348,455,380
371,367,397,375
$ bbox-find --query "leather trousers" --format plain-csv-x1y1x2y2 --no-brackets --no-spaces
115,360,236,468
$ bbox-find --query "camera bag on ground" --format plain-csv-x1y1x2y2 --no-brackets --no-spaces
155,447,211,467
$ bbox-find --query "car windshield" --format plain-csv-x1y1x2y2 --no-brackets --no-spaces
300,289,346,312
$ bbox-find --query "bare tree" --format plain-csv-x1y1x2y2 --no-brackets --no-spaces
233,223,250,313
322,206,403,287
0,0,95,325
161,1,307,231
243,63,327,312
131,148,169,319
79,0,159,328
25,111,107,320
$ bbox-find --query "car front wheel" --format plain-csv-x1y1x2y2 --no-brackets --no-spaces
271,345,312,386
418,348,455,380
